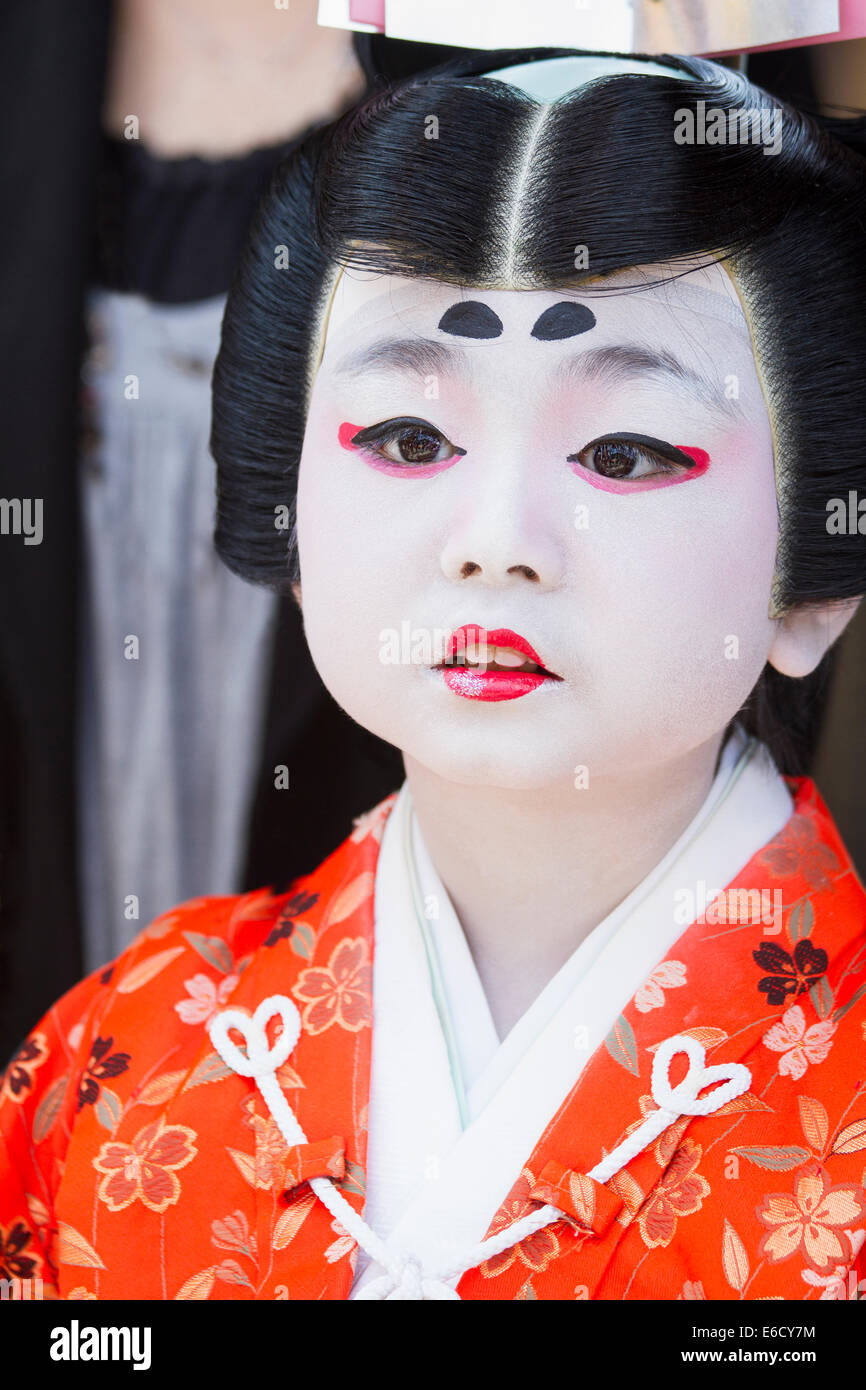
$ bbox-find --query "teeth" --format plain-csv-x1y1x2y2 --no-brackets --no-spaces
453,643,541,671
489,645,530,669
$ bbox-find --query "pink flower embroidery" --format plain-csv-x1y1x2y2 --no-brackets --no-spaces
757,1163,866,1273
211,1210,257,1260
762,1004,836,1080
759,815,840,892
677,1279,707,1300
480,1169,561,1280
293,938,372,1035
802,1265,854,1299
802,1229,866,1298
635,961,687,1013
174,973,239,1026
237,1103,292,1190
252,1114,291,1190
637,1139,711,1249
93,1120,198,1213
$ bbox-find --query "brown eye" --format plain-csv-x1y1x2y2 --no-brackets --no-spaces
568,434,690,481
587,441,643,479
350,416,467,468
386,426,447,464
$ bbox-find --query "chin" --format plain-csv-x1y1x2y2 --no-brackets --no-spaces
399,725,592,791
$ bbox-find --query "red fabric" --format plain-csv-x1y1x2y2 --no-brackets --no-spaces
282,1138,346,1194
2,781,865,1300
529,1162,623,1236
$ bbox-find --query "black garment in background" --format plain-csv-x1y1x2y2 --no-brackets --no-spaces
91,132,410,899
94,130,306,305
746,45,819,110
0,2,111,1064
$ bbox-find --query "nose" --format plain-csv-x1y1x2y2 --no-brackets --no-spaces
439,451,567,589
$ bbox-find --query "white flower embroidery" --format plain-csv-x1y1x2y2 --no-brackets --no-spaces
762,1003,836,1080
174,972,240,1026
324,1216,355,1264
634,960,687,1013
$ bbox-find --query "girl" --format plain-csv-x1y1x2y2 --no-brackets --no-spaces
2,48,866,1301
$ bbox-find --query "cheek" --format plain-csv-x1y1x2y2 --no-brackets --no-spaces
685,429,780,639
298,442,422,593
295,432,424,703
577,435,779,733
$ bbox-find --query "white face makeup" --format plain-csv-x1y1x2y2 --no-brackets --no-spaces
295,261,780,788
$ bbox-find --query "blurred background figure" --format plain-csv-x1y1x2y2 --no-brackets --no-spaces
0,0,433,1060
78,0,369,977
1,1,864,1064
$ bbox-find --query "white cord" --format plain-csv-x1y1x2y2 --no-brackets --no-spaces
210,999,750,1300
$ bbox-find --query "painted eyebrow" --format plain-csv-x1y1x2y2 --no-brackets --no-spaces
333,337,469,380
555,343,743,420
333,335,743,421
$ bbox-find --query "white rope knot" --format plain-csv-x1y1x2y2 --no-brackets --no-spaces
353,1255,461,1301
588,1032,752,1184
209,996,452,1298
209,995,300,1080
209,1000,751,1300
651,1033,751,1116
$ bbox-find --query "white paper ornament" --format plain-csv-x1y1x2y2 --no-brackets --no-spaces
483,53,691,101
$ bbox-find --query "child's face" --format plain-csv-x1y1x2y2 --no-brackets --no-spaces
295,261,780,787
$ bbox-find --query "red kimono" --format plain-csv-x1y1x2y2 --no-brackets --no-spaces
1,779,865,1300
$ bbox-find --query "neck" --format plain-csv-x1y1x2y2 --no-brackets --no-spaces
403,736,725,1038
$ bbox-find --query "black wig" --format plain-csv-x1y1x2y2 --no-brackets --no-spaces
210,46,866,771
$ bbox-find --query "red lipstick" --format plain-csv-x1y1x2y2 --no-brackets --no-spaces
438,624,561,702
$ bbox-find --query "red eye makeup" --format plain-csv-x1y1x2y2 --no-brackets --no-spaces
567,434,710,494
338,419,466,478
339,421,709,490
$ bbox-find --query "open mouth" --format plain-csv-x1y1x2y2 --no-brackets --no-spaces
434,625,562,701
439,642,558,677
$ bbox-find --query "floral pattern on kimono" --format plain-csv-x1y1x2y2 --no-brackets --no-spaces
1,781,865,1300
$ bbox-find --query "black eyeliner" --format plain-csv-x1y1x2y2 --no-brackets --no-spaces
351,417,466,455
567,433,696,468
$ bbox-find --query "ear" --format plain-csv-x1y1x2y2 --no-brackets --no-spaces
291,580,302,609
768,596,861,678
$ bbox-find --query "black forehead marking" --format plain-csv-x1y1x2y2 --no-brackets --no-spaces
437,301,503,339
531,302,597,341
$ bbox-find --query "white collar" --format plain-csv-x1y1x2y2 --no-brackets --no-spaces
350,730,792,1292
405,727,792,1118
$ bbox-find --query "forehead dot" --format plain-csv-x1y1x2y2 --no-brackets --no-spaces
531,302,597,340
437,301,503,339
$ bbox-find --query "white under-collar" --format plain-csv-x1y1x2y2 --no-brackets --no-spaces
407,728,792,1116
350,730,792,1293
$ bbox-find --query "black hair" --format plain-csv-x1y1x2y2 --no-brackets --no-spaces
210,46,866,773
